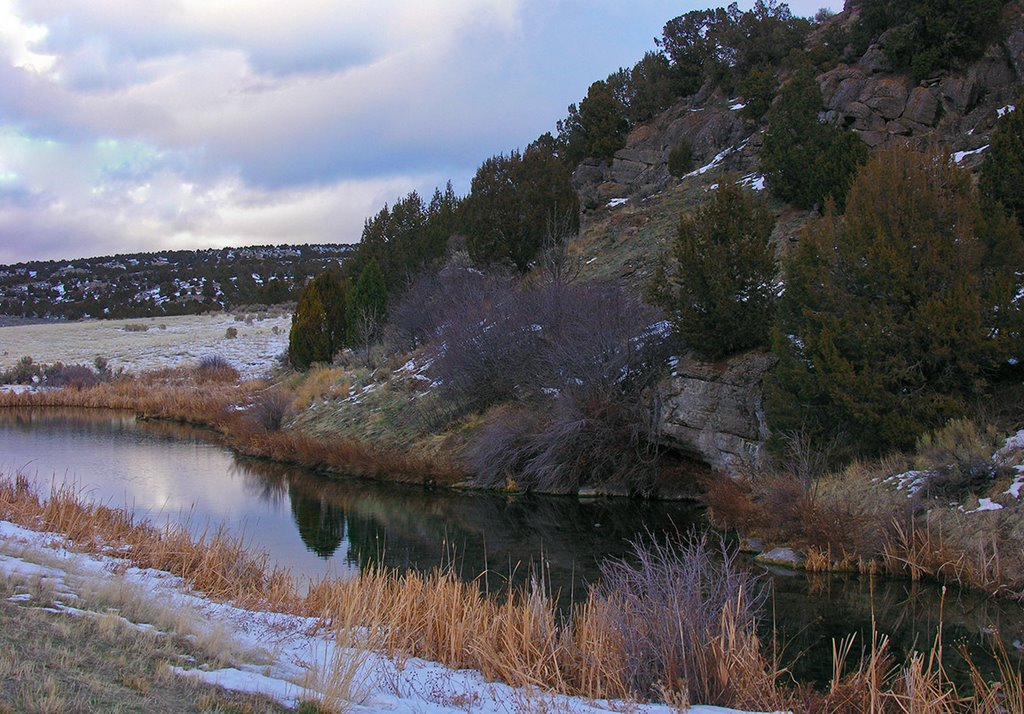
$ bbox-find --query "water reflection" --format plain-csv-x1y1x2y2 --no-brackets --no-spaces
1,407,1021,686
237,455,705,599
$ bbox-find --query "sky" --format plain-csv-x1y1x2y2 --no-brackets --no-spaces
0,0,841,264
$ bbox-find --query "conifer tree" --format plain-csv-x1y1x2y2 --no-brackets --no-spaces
661,181,776,359
761,68,866,211
345,259,388,351
288,269,348,370
980,104,1024,229
768,145,1024,455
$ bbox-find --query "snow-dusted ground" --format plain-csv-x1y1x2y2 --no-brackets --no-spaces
0,518,782,714
0,313,291,380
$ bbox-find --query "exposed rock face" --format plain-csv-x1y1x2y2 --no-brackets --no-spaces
658,351,777,472
573,16,1022,208
573,100,748,210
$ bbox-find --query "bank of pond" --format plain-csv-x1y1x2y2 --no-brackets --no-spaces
1,406,1021,690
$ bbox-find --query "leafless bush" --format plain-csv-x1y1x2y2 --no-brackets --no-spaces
122,322,150,332
195,354,239,382
539,209,581,285
458,281,672,493
595,530,768,703
770,427,844,488
44,363,102,389
250,388,292,432
385,262,513,354
224,326,238,339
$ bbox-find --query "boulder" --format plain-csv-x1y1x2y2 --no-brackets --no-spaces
858,44,891,74
902,86,939,126
863,78,909,120
658,350,776,471
755,547,806,569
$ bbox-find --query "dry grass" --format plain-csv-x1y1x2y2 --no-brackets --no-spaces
0,367,464,485
705,433,1024,599
0,567,289,713
2,472,1022,711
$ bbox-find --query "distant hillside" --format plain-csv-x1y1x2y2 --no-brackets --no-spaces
0,244,354,320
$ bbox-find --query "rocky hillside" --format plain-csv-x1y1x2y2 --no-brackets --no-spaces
564,1,1023,471
571,1,1023,286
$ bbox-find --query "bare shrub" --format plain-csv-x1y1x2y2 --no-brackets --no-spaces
44,363,101,389
195,354,239,383
224,326,238,339
122,322,150,332
458,281,671,493
595,530,769,704
250,388,292,432
385,261,512,354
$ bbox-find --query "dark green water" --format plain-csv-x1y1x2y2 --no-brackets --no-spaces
1,407,1021,686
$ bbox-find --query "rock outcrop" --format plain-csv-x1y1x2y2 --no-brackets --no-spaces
658,351,776,472
573,98,749,210
573,10,1023,207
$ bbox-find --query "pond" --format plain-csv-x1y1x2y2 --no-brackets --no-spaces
1,407,1021,686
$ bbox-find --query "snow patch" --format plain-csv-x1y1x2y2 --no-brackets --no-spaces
952,145,989,163
963,498,1003,514
738,173,766,191
997,104,1016,118
607,198,629,208
887,470,932,497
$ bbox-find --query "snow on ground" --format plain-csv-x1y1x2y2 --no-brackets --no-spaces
737,173,766,191
0,518,783,714
952,144,989,163
997,104,1016,118
0,313,291,380
963,498,1003,514
886,469,932,496
606,198,629,208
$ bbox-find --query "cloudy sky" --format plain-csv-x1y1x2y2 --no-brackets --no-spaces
0,0,840,264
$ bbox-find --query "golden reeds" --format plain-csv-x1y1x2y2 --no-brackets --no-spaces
0,368,463,485
1,472,1022,711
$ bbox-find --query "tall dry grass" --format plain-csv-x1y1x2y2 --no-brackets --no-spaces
1,472,1022,711
0,366,463,485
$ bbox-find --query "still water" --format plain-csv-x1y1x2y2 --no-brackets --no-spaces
1,407,1021,684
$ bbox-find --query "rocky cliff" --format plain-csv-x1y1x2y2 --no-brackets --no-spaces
573,3,1023,472
658,351,776,472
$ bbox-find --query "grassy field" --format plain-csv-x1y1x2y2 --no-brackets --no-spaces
0,312,291,380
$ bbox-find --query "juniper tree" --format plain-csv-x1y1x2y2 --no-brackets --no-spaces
980,104,1024,230
288,269,348,370
659,180,776,359
768,145,1024,456
761,68,867,211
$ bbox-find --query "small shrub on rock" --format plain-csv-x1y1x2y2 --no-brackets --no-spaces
667,138,695,178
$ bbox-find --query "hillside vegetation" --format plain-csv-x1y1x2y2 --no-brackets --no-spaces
277,0,1023,494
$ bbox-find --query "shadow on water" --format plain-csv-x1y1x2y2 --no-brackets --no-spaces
2,406,1022,687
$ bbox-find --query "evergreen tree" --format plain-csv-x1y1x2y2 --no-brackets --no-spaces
768,145,1024,455
980,104,1024,229
557,80,629,165
854,0,1005,79
761,68,867,211
288,269,348,370
461,139,578,271
736,63,777,121
660,181,776,359
345,259,388,349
